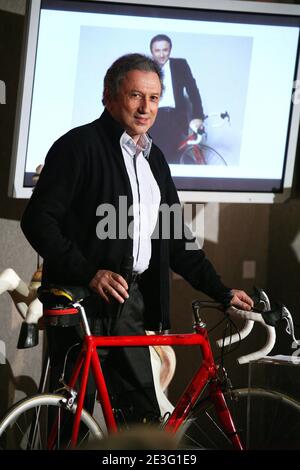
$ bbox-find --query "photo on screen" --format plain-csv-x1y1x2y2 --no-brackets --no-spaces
72,26,253,169
10,0,300,202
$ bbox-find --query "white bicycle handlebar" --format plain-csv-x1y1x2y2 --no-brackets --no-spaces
217,307,276,364
0,268,29,297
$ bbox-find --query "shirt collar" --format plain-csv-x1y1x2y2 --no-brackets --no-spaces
120,131,152,159
162,59,170,69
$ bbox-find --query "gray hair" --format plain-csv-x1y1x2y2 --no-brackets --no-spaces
102,53,164,105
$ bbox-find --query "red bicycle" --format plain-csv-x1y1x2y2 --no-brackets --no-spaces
178,112,229,165
1,288,300,450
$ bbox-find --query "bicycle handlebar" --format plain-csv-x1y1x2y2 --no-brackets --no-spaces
216,288,300,364
190,288,299,364
183,111,231,147
218,306,276,364
17,284,300,366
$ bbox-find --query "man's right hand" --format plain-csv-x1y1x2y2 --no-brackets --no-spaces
229,289,254,311
89,270,129,304
189,118,204,133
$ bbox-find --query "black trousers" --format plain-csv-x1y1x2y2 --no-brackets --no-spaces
46,282,161,425
150,107,188,164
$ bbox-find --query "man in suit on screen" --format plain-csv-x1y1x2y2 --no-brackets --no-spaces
150,34,205,163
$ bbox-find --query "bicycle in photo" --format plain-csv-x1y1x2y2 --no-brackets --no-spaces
178,112,230,166
0,286,300,450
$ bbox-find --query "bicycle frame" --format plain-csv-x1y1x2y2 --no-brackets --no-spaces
48,320,244,450
178,112,229,166
3,289,298,450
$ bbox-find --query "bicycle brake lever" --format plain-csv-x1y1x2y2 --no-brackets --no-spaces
220,111,230,123
257,288,271,311
281,306,300,346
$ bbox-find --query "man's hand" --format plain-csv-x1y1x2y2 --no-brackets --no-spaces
229,289,254,311
189,118,204,133
89,270,129,304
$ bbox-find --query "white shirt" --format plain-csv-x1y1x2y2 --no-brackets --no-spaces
159,59,176,109
120,132,161,274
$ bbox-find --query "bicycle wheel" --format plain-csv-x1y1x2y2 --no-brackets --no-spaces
177,387,300,449
0,393,104,450
180,144,227,166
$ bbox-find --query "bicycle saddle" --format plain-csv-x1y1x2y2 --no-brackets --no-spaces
38,284,91,308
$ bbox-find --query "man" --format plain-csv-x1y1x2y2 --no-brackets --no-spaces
21,53,252,425
150,34,204,164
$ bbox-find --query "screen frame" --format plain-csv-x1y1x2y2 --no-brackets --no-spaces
8,0,300,203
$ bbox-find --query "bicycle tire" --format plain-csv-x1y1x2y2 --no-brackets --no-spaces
0,393,104,450
180,143,227,166
177,387,300,449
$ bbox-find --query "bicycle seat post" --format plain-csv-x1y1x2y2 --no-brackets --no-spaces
72,301,91,336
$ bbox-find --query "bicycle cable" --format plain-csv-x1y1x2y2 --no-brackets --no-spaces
58,342,81,388
214,315,242,367
207,311,241,357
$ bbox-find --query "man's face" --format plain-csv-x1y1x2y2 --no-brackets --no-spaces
151,40,171,66
105,70,161,142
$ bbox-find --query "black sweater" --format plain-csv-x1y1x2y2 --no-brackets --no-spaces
21,109,231,329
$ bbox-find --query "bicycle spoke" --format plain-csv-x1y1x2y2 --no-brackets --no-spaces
28,406,41,449
15,420,29,447
183,418,219,449
0,394,102,450
77,430,91,447
264,398,281,447
182,430,208,449
57,407,61,449
205,411,232,445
